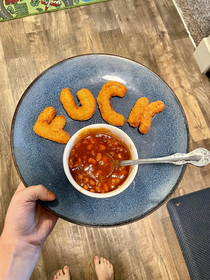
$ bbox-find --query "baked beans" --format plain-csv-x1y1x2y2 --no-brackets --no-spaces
69,133,131,193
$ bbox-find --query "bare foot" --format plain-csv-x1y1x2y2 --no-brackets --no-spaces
53,266,70,280
94,256,114,280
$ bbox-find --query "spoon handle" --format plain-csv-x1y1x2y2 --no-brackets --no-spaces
118,148,210,167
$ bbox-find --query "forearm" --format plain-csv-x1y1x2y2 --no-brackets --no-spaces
0,232,41,280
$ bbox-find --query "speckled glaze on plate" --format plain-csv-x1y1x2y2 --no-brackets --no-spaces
11,54,189,227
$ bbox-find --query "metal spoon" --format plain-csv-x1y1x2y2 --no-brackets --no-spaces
107,148,210,177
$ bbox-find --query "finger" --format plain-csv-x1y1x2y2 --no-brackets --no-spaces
47,210,59,224
16,181,26,192
20,184,56,202
36,203,59,222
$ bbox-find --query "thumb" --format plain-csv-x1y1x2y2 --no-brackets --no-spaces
18,184,56,202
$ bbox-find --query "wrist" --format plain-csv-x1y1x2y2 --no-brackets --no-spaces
0,233,41,280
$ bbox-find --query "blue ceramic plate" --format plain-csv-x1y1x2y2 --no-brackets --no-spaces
11,54,189,227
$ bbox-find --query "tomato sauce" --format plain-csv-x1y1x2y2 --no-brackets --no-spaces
68,133,131,193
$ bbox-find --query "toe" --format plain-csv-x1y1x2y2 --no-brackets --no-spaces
56,269,62,277
94,255,100,264
63,265,70,279
63,265,69,272
100,257,105,263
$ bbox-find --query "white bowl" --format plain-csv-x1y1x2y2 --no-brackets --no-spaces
63,124,138,198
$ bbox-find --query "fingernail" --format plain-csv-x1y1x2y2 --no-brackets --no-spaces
48,190,56,200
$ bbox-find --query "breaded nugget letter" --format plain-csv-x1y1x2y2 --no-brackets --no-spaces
128,97,165,134
60,88,96,121
127,97,149,127
33,107,70,143
97,81,127,126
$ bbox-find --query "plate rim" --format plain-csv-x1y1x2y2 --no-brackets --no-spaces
10,53,190,227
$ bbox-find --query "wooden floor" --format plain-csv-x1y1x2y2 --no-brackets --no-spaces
1,0,210,279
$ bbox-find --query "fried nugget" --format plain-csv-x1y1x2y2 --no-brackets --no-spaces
33,107,70,143
97,81,128,126
60,88,96,121
128,98,165,134
127,97,149,127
